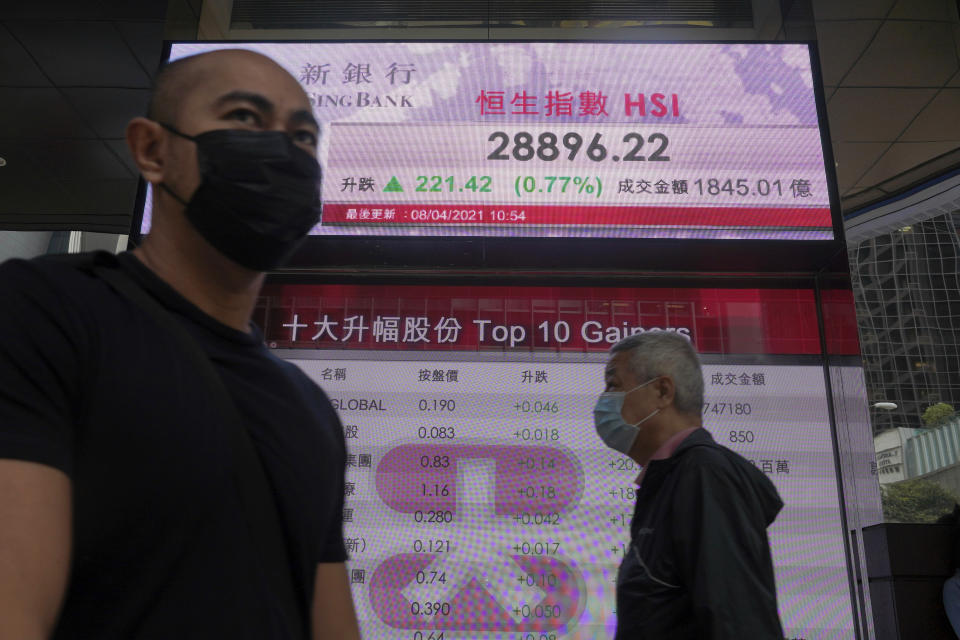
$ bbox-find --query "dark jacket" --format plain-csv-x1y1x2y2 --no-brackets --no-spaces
615,428,784,639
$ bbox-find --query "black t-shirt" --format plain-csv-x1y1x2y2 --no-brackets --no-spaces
0,251,347,639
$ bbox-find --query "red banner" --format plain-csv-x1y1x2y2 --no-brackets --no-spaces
820,288,861,356
256,285,858,356
320,204,833,228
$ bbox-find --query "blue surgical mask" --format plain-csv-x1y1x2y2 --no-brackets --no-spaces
593,378,660,455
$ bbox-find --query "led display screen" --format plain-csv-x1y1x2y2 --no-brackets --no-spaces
139,42,835,241
256,284,858,638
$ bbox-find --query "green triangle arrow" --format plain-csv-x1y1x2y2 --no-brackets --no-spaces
384,176,404,192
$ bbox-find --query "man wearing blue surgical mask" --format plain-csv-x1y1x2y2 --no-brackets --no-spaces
596,332,783,639
0,50,359,639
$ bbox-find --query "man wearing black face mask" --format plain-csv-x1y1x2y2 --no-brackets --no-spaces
0,50,360,639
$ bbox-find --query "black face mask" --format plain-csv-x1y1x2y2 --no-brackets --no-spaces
158,123,322,271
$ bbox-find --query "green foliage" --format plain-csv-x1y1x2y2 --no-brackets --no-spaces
882,478,959,523
922,403,956,427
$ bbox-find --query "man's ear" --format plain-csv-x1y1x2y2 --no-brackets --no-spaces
126,117,167,184
656,376,677,408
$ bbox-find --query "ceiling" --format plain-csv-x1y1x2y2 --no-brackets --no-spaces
0,0,957,233
0,0,198,232
814,0,960,211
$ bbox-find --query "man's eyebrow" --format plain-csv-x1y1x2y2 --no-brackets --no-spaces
214,90,275,115
290,109,319,130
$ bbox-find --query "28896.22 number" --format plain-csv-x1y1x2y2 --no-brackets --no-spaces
488,131,669,162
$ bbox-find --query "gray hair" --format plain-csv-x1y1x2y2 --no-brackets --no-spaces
609,331,704,415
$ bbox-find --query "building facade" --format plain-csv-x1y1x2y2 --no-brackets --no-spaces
847,173,960,432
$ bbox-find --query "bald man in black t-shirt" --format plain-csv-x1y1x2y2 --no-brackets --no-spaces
0,50,360,640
